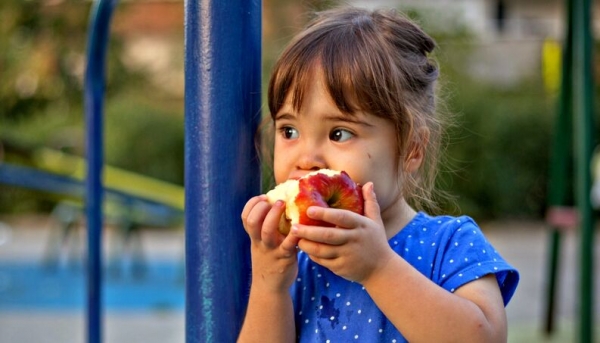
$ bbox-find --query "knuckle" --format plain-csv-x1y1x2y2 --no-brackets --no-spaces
323,228,337,242
334,210,350,224
311,242,323,256
245,215,261,228
241,212,249,222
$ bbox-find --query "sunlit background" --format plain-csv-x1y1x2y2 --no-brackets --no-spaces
0,0,599,342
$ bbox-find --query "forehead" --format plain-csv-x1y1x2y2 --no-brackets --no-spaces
273,61,361,118
279,66,331,107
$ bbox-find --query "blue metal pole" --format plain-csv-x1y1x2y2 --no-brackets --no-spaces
84,1,118,342
184,0,261,342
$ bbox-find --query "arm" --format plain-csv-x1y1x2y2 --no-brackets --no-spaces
237,196,300,343
238,283,296,343
291,183,508,342
361,255,507,342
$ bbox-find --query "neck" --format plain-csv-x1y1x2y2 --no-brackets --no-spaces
381,197,417,239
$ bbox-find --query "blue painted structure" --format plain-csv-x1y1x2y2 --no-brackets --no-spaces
0,162,182,225
84,1,118,343
184,1,261,342
1,0,596,341
0,0,262,341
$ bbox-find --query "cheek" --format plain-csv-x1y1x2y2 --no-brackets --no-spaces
364,152,402,203
272,160,284,184
272,148,289,185
373,179,403,211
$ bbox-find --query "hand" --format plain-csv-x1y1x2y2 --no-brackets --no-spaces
241,195,301,293
290,182,394,283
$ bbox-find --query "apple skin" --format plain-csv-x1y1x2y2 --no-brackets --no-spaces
294,171,364,227
266,169,364,235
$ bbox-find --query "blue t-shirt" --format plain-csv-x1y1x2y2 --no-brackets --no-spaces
290,212,519,342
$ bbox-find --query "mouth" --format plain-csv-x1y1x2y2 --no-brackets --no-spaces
287,174,304,181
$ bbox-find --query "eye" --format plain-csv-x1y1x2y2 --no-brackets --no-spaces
279,126,299,140
329,128,354,142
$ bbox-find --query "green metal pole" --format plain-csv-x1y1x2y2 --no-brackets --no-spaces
544,0,573,334
571,0,595,341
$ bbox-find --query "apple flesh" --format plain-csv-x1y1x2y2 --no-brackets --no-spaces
266,169,364,235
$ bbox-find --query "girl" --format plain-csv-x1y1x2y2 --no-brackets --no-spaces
239,6,519,343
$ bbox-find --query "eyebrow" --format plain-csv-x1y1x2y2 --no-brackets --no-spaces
322,113,374,127
274,112,295,121
274,111,374,127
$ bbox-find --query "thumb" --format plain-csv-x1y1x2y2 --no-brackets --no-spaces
362,182,382,222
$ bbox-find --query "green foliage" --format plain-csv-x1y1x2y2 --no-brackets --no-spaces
0,1,87,121
0,1,183,214
438,77,555,219
105,91,184,185
0,0,594,222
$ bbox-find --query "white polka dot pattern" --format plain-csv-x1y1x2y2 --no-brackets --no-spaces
290,212,519,342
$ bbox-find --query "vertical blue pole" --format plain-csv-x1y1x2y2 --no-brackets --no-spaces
84,1,117,342
184,0,261,342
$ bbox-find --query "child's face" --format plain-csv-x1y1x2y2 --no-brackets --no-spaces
273,73,404,215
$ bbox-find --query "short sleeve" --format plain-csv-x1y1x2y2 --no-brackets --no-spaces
435,217,519,306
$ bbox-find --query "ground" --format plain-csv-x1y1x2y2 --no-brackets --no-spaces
0,214,598,343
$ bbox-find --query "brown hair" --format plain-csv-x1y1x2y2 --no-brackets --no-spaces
266,6,446,212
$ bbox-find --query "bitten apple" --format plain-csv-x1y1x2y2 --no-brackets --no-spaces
266,169,364,235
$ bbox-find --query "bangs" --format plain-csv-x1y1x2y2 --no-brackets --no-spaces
268,12,397,119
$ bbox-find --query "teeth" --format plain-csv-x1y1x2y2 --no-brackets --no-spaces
304,169,341,178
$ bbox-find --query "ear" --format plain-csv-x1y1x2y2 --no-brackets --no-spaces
404,127,430,173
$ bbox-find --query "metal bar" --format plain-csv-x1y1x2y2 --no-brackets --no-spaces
571,0,596,341
544,0,574,335
0,163,84,198
544,230,562,334
184,0,261,342
0,162,182,224
84,1,118,342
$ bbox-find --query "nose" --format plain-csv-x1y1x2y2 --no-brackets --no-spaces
295,140,327,172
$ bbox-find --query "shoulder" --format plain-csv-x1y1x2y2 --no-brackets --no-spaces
398,212,520,305
390,212,483,277
396,212,481,243
418,212,478,231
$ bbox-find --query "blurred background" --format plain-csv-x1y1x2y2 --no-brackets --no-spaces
0,0,598,342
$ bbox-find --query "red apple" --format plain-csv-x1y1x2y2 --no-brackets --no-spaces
266,169,364,235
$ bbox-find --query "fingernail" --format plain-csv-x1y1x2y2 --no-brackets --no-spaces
307,207,316,217
291,225,299,234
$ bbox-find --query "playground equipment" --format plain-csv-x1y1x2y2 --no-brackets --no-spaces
544,0,596,342
0,158,183,272
1,0,596,342
77,0,261,342
184,1,261,342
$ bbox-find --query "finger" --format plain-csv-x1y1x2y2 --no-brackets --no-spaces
292,224,347,246
296,235,338,259
362,182,382,223
241,195,267,224
243,199,271,240
280,231,301,257
261,200,286,246
306,206,361,229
